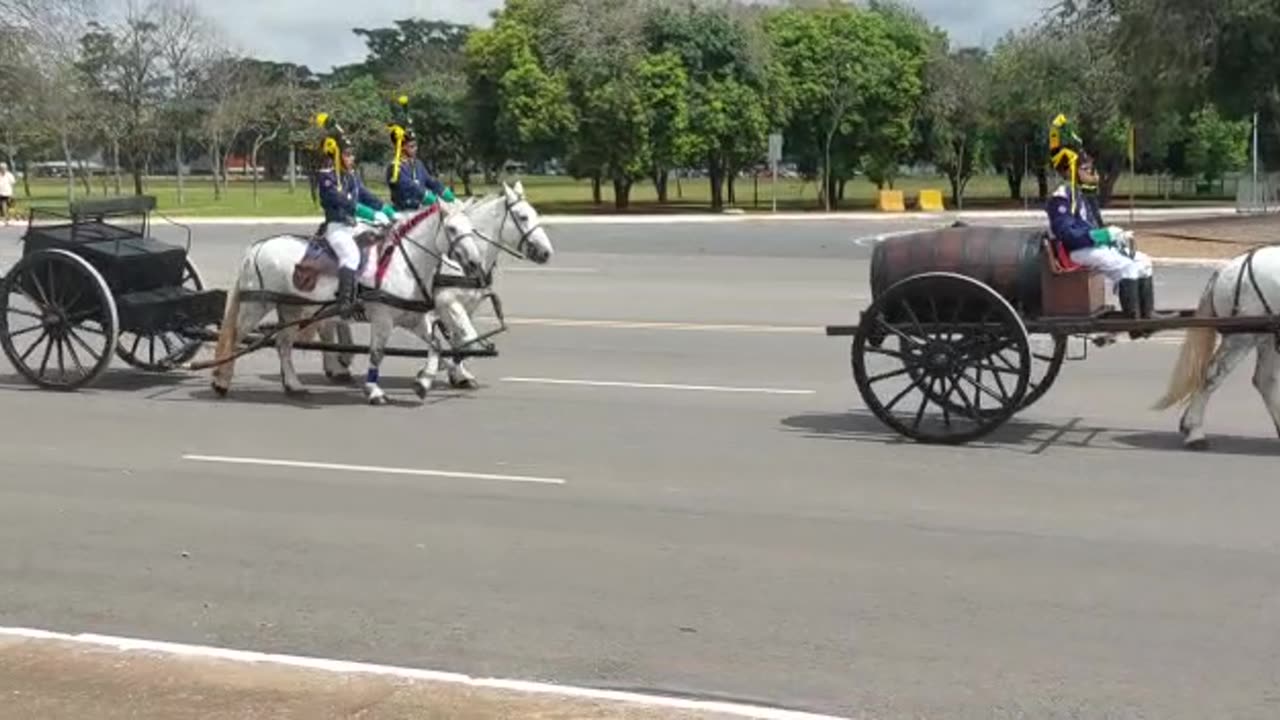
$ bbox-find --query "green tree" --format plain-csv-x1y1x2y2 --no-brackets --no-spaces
922,46,991,207
1184,103,1249,183
636,50,694,203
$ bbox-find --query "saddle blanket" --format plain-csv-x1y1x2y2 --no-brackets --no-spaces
290,225,403,294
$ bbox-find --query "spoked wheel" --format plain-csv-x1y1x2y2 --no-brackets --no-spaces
116,258,206,371
907,331,1066,417
851,272,1031,444
0,249,119,390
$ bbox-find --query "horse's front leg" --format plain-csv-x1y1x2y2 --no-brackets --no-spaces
407,311,441,401
363,304,395,406
437,294,482,390
1180,334,1257,450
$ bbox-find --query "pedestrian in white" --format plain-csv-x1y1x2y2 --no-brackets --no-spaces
0,163,15,225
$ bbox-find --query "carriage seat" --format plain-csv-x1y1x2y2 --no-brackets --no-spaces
1040,235,1105,316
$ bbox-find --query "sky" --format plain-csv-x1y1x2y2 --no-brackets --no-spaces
196,0,1056,74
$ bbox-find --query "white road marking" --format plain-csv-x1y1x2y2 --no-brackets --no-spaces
504,267,599,274
0,626,846,720
507,317,824,334
181,454,566,486
502,377,816,395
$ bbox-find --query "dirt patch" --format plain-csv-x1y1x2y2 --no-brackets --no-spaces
0,636,749,720
1133,213,1280,259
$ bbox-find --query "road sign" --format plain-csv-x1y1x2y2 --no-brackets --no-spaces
768,133,783,164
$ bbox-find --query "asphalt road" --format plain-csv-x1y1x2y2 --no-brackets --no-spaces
2,217,1280,719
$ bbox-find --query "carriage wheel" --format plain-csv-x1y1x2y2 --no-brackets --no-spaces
0,249,119,391
851,272,1031,444
907,331,1065,416
116,258,206,371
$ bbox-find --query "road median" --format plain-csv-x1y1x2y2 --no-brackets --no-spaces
0,629,841,720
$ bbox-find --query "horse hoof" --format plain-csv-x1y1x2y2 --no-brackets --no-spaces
283,386,310,398
368,394,388,406
450,377,479,390
414,382,431,400
211,382,229,398
1186,438,1210,452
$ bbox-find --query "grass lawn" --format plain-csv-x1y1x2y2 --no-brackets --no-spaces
6,171,1237,218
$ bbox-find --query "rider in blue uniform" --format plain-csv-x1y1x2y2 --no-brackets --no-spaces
315,113,396,318
385,95,455,211
1045,113,1154,335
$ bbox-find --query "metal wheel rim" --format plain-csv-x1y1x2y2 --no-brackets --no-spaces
0,249,119,391
851,272,1031,445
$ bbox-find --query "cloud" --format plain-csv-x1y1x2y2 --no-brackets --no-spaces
196,0,1057,73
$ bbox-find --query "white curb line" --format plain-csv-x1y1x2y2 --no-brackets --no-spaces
0,626,848,720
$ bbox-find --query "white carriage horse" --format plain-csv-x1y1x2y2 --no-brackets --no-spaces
208,201,485,403
1154,245,1280,449
326,180,554,394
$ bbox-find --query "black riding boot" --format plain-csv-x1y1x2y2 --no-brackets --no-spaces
1117,278,1144,339
1138,276,1154,319
337,267,357,319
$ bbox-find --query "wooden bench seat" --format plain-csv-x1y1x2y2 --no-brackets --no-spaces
1040,238,1106,316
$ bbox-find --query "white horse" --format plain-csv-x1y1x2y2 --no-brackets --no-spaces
1154,246,1280,449
326,181,555,394
208,203,485,404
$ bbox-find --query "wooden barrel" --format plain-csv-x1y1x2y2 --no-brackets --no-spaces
870,224,1048,317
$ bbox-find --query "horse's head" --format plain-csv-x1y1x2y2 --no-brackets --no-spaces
502,181,553,265
437,205,484,277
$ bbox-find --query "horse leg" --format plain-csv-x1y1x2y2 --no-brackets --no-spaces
363,305,395,406
317,318,354,384
274,305,310,397
336,320,355,371
437,297,481,390
1179,334,1257,450
407,312,441,401
1251,338,1280,439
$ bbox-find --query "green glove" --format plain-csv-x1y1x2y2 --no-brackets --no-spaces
423,190,438,205
441,187,456,202
382,203,396,218
1088,228,1114,247
355,204,378,222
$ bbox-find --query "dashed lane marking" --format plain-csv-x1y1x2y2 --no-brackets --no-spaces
181,454,567,485
501,377,817,395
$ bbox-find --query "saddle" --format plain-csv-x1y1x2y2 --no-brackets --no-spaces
292,224,390,293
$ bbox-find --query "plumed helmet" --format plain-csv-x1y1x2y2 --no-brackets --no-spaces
387,95,416,182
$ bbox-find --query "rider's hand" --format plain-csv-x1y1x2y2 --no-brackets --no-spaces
442,187,456,203
374,211,393,227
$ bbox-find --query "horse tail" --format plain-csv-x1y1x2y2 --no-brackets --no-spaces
211,247,259,372
1152,273,1220,410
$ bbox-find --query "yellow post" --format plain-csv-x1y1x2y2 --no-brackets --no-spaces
917,189,945,212
877,189,906,213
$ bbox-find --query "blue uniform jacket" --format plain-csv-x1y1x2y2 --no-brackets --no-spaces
1045,185,1105,252
318,168,383,224
386,158,446,210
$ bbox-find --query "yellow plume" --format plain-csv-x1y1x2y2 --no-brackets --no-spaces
315,112,329,128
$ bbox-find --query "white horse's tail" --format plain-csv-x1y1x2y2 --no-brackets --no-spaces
1152,276,1220,410
212,248,258,369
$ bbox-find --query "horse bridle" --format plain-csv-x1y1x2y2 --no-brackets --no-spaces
385,206,481,301
470,196,544,277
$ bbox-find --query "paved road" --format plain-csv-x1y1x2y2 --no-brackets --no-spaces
2,218,1279,719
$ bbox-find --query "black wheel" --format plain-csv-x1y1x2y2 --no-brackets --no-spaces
1021,333,1066,410
851,272,1031,444
116,257,205,371
909,331,1066,416
0,249,119,390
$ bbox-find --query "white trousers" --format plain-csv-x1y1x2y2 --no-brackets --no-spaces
1068,245,1153,284
323,222,361,272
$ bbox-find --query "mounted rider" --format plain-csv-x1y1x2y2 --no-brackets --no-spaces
1046,113,1154,333
315,112,396,318
385,95,455,212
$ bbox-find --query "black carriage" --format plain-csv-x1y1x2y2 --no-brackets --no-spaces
0,195,226,390
0,195,502,392
825,222,1279,445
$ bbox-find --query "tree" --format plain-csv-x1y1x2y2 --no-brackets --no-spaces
1184,104,1249,183
636,50,694,203
152,0,218,205
921,46,991,207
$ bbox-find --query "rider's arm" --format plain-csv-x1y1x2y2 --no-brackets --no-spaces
317,171,352,214
1047,195,1113,249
